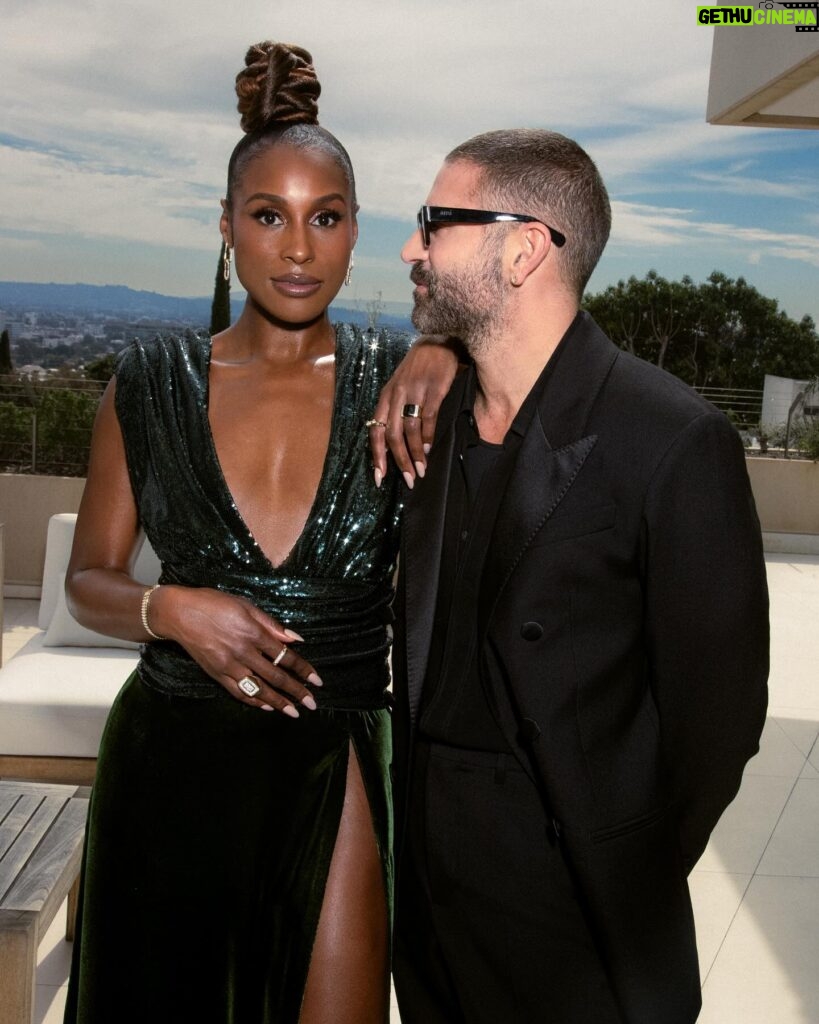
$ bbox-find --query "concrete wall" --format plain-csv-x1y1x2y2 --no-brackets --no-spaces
1,460,818,591
0,474,85,593
746,457,819,535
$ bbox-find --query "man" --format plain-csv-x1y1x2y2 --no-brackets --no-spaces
389,130,769,1024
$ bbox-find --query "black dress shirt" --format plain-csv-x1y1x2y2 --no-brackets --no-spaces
419,351,562,751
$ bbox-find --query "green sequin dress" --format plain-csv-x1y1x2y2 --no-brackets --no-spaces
64,325,409,1024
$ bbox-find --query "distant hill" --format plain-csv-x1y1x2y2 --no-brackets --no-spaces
0,281,414,333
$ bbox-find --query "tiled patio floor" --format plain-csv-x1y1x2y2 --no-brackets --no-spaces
4,552,819,1022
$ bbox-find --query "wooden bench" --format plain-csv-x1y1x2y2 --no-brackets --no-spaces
0,781,89,1024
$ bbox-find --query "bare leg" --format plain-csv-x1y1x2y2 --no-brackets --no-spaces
299,741,389,1024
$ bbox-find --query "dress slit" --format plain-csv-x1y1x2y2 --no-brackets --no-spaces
299,739,390,1024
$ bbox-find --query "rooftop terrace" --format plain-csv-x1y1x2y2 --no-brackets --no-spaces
3,551,819,1022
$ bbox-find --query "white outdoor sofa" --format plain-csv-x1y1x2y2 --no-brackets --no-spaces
0,513,159,784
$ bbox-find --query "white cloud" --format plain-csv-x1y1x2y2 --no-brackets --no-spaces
611,200,819,269
2,0,818,320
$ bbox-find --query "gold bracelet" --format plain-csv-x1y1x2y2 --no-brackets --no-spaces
140,585,167,641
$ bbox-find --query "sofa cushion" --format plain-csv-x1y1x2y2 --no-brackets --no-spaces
0,632,139,757
37,513,161,630
38,514,78,630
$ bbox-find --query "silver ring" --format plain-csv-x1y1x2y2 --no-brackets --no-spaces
402,404,422,419
273,647,287,667
237,675,261,698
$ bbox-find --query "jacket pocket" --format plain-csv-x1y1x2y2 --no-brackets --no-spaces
590,804,671,844
529,502,617,547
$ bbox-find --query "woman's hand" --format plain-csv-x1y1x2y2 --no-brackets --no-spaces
369,336,462,489
149,584,321,717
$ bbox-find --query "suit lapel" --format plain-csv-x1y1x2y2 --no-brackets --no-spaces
479,313,619,628
478,426,597,629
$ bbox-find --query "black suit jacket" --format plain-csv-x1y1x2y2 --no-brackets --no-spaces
392,312,769,1024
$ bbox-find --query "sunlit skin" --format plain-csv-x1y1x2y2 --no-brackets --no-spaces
222,143,357,334
215,145,358,568
65,140,394,1024
401,159,576,443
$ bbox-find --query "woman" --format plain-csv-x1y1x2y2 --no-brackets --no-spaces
64,41,455,1024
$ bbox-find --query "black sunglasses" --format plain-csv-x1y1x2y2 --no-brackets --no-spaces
417,205,566,249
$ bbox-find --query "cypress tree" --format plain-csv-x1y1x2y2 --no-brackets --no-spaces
0,328,13,374
209,241,232,335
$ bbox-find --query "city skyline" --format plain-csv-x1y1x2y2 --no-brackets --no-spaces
3,1,819,325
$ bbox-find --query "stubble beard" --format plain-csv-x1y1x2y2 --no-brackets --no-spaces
410,241,508,360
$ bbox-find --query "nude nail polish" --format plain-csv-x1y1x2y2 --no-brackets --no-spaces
403,470,415,490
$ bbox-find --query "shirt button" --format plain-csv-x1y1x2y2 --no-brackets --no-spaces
521,621,543,641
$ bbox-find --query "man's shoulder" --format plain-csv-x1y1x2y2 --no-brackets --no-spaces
581,317,724,436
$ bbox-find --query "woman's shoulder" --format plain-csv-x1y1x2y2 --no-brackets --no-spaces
334,322,413,373
115,330,211,381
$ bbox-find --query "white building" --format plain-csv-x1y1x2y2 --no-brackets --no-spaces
707,6,819,129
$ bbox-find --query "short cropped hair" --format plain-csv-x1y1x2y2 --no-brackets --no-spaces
446,129,611,299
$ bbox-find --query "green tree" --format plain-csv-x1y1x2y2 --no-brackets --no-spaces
210,240,232,336
35,388,99,474
584,271,819,391
85,353,118,382
0,329,12,375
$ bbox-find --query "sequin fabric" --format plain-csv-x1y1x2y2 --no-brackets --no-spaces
114,324,409,706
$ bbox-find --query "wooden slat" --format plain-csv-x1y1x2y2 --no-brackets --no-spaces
0,795,45,867
0,796,66,905
0,754,97,786
0,791,21,825
0,781,79,800
3,798,87,915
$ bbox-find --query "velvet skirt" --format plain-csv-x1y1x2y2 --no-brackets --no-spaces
63,672,393,1024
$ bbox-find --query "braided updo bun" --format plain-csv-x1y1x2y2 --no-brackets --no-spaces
235,42,320,132
225,40,356,207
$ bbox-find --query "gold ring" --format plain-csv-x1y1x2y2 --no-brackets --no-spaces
237,676,261,698
365,419,387,428
402,404,422,419
273,647,287,667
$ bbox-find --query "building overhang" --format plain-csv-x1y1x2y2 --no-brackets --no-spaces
706,14,819,129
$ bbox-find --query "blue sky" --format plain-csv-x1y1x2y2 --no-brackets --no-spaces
3,0,818,324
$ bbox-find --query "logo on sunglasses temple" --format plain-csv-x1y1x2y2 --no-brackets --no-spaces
417,206,565,248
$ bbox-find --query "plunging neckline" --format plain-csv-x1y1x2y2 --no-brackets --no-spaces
202,330,343,573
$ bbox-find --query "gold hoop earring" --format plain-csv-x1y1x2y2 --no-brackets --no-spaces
344,251,354,287
222,243,232,282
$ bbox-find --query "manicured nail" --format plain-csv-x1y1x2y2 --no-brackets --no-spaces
283,628,305,642
414,461,426,479
302,694,317,711
423,443,431,454
374,467,383,488
283,705,300,719
260,704,274,712
307,672,324,687
403,470,415,490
